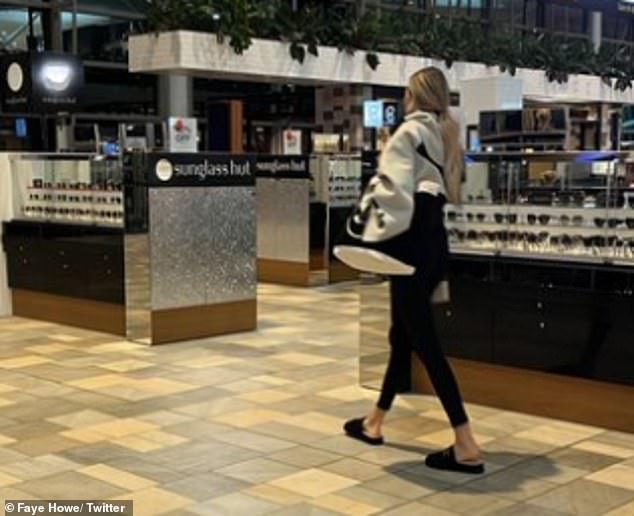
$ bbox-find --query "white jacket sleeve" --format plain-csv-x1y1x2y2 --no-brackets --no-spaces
360,122,419,242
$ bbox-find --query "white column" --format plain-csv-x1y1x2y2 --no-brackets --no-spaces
590,11,602,53
158,74,193,117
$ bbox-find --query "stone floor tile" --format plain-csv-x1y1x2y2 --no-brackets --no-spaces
310,493,381,515
191,492,280,516
217,458,299,484
586,464,634,491
125,486,193,516
17,471,126,500
269,469,358,498
528,479,634,516
163,472,250,502
423,487,517,515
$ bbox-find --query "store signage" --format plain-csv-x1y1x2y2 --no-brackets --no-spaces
282,129,303,155
148,153,255,187
255,155,310,179
363,100,400,128
167,117,198,152
547,1,634,13
1,52,84,113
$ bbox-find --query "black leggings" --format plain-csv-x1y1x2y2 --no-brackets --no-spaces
376,195,468,428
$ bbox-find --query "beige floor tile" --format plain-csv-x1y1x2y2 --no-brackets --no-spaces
238,389,299,404
176,355,241,369
515,423,601,447
252,375,293,387
213,409,288,428
425,488,516,515
416,428,496,447
60,427,107,444
0,397,16,408
272,352,335,366
0,434,17,445
281,412,344,435
586,465,634,491
0,356,52,369
0,471,20,487
269,469,359,498
193,492,280,516
381,502,459,516
317,385,371,402
110,435,164,453
48,409,116,428
320,458,386,482
311,493,381,515
25,343,72,354
529,478,634,516
68,374,126,390
136,410,194,427
81,464,157,491
85,418,159,439
141,431,188,447
574,440,634,459
217,458,298,484
99,360,154,372
244,484,308,506
126,487,193,516
605,500,634,516
0,382,17,394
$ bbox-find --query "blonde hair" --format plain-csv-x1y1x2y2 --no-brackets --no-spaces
406,67,463,204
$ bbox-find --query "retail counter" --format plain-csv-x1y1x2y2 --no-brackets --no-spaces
1,152,257,344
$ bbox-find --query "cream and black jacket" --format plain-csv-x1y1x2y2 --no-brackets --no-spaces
362,110,447,243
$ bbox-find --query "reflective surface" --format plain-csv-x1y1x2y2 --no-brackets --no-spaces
257,178,310,263
150,187,257,310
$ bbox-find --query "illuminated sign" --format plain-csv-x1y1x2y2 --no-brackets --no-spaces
1,52,84,113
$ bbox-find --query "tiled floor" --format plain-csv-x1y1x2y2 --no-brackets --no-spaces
1,283,634,515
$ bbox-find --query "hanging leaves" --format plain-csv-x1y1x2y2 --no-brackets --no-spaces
143,0,634,91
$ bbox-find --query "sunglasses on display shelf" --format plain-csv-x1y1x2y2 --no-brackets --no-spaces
560,215,570,226
626,218,634,229
494,213,518,224
594,218,625,229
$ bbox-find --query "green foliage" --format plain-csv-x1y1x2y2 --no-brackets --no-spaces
143,1,634,91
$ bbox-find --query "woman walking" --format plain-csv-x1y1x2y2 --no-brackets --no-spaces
344,67,483,474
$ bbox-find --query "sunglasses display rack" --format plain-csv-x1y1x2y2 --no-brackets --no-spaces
449,150,634,264
21,181,124,227
327,156,362,209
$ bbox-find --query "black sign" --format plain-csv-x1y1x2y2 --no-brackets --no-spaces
1,52,84,113
147,153,256,187
255,155,310,179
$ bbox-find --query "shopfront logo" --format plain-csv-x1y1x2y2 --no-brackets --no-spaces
172,118,192,143
40,61,73,92
7,62,24,92
155,158,174,182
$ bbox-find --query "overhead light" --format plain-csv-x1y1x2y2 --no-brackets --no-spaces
40,61,73,92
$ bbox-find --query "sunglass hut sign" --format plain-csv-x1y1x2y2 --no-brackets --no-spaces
154,156,254,186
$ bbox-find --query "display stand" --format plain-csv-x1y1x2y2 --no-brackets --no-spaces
256,155,312,286
2,152,257,344
359,150,634,433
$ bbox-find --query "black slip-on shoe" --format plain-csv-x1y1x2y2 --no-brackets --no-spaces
425,446,485,474
343,417,384,446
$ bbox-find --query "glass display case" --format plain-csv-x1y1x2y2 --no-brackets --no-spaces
445,151,634,265
15,156,124,228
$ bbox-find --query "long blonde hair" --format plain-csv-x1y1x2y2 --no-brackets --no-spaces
405,67,463,204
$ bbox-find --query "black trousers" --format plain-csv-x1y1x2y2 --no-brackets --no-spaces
376,193,469,428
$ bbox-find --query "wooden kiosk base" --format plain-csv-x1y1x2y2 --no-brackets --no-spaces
13,290,257,345
412,355,634,433
258,259,311,287
13,289,126,336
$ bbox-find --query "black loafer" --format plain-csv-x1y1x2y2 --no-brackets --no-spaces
343,417,384,446
425,446,484,474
